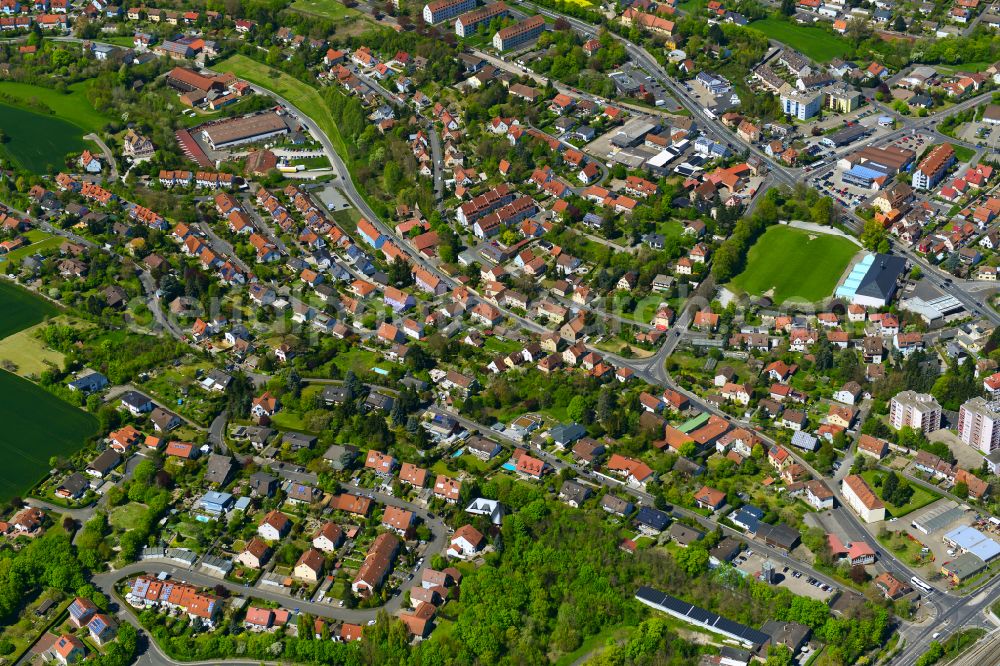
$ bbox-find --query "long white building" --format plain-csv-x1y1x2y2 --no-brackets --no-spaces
842,474,886,523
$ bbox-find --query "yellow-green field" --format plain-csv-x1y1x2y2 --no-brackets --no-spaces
289,0,369,20
0,321,64,377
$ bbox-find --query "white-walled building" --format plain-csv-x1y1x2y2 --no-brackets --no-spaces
889,391,941,433
842,474,886,523
958,397,1000,453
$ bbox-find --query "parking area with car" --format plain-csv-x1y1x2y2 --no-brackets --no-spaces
733,552,837,601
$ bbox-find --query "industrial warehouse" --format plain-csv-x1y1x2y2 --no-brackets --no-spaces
199,112,290,150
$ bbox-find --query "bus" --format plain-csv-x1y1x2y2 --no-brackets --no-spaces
911,577,933,593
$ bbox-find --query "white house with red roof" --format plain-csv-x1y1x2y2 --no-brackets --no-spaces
447,524,485,559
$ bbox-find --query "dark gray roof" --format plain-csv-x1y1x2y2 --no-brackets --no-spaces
550,423,586,444
710,536,742,561
759,620,811,652
855,253,907,301
635,587,770,647
89,449,121,473
669,523,705,545
636,507,670,531
755,522,801,550
205,454,234,484
559,480,592,505
120,390,152,409
248,472,276,495
283,432,317,449
59,472,89,495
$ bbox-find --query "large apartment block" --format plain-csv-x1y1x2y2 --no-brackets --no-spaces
779,87,821,121
958,397,1000,453
911,143,955,190
492,14,544,51
455,2,507,37
889,390,942,433
423,0,476,24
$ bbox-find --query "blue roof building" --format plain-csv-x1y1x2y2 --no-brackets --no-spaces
198,491,234,515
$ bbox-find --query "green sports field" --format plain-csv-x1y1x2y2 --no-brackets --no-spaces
748,18,850,63
729,225,858,304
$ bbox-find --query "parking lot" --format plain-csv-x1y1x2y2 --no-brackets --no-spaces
810,132,937,209
958,119,1000,150
619,62,682,112
733,552,836,601
809,165,876,209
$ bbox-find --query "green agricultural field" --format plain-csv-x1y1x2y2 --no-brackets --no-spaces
0,81,111,133
0,103,87,174
749,18,850,62
215,55,350,159
0,280,57,340
729,225,858,304
0,370,98,501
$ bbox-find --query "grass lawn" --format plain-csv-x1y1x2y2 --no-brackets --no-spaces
332,206,361,236
877,529,933,567
861,470,941,517
749,18,850,62
0,102,85,173
937,628,987,661
0,370,98,501
936,62,991,74
0,281,58,340
483,336,521,355
592,337,655,358
289,0,367,20
729,225,858,304
430,454,491,477
0,321,64,377
0,594,71,664
952,144,976,163
101,35,138,47
331,348,379,376
215,55,351,160
2,234,64,265
270,411,309,432
110,502,149,531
